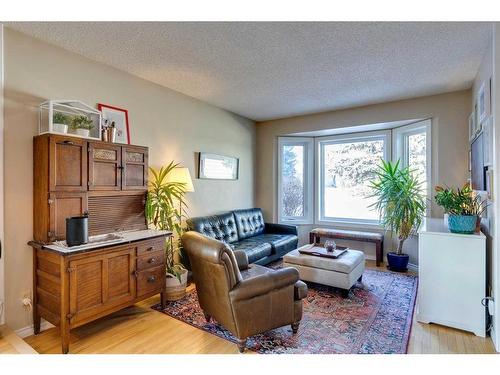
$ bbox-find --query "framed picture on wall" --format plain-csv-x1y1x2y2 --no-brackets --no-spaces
198,152,239,180
98,103,131,144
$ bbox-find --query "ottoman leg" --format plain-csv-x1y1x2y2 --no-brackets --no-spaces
291,322,300,334
358,275,363,282
341,289,350,298
236,338,247,353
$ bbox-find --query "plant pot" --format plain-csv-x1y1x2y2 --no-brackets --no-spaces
165,269,188,301
387,252,409,272
53,123,68,134
75,128,90,137
443,213,449,228
448,214,477,234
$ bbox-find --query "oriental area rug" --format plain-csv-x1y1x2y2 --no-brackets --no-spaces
152,263,417,354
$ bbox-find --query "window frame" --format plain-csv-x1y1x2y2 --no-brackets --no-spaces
315,130,391,226
392,119,432,215
277,137,314,224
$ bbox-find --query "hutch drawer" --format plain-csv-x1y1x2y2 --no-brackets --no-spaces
136,251,165,271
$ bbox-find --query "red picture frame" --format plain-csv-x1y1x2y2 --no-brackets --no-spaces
97,103,131,144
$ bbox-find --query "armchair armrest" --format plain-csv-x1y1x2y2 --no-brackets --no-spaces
229,267,299,302
233,250,249,270
265,222,298,235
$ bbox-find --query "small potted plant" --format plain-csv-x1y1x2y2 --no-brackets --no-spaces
370,160,426,272
145,162,190,301
435,184,487,234
434,186,455,227
70,115,94,137
52,112,70,134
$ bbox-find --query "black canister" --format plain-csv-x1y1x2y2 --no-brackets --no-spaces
66,216,89,247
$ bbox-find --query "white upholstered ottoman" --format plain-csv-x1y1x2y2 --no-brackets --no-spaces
283,245,365,297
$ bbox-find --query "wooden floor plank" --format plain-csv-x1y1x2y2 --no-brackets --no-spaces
16,260,497,354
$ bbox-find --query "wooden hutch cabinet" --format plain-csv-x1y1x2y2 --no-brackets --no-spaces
30,134,169,354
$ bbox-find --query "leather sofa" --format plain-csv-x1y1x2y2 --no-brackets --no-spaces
186,208,298,265
181,231,307,352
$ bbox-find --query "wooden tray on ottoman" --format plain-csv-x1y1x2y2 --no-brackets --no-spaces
298,245,348,259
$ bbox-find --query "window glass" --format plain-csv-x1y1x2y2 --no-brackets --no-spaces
407,132,427,195
321,138,385,221
281,145,304,217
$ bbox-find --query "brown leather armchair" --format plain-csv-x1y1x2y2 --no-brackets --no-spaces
182,231,307,352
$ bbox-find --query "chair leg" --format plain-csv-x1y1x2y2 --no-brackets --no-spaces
203,311,212,323
358,275,363,282
236,338,247,353
291,322,300,334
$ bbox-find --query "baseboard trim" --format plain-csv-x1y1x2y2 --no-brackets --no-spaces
15,319,54,338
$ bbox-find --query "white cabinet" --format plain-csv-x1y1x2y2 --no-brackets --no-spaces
417,218,486,337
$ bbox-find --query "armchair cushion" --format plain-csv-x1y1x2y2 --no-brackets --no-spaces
233,250,249,270
229,267,300,302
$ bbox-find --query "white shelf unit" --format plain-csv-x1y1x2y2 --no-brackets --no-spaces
417,217,486,337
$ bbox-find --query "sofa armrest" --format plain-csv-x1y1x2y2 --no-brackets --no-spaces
233,250,249,270
265,222,298,236
229,267,299,302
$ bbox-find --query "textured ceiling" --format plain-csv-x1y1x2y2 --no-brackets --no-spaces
6,22,492,121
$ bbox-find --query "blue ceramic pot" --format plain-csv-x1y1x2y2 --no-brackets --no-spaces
387,252,409,272
448,215,477,234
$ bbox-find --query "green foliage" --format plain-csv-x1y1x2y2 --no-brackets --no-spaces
145,162,188,282
53,112,70,125
434,184,487,216
369,159,426,255
70,115,94,130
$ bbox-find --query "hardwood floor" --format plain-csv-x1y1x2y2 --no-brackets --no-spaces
0,325,38,354
20,260,497,354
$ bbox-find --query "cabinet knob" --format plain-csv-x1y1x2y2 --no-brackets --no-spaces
147,276,156,283
63,140,74,145
148,258,156,264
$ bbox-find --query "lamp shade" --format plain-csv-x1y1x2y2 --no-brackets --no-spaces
166,167,195,192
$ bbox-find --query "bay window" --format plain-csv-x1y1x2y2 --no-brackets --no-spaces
278,120,431,225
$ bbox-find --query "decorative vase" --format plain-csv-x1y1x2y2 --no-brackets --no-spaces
53,123,68,134
75,128,90,137
165,269,188,301
387,252,409,272
448,215,477,234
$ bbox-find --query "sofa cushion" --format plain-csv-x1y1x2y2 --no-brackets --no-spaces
232,208,265,240
231,238,272,263
186,212,239,244
257,234,298,256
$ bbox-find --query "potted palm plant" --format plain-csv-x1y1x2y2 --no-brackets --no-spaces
145,162,189,301
370,160,426,272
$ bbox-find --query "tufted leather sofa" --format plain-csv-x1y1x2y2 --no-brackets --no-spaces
186,208,298,265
